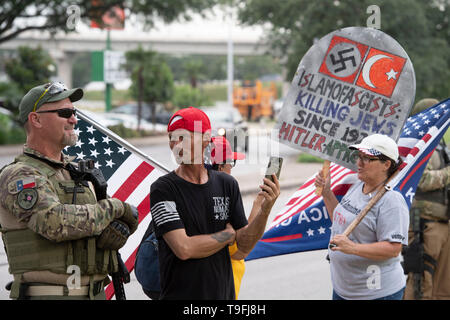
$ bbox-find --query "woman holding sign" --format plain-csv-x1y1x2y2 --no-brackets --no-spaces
315,134,409,300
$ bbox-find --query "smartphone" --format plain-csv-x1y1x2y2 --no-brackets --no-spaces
265,156,283,183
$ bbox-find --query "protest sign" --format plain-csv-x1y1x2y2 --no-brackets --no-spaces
276,27,416,171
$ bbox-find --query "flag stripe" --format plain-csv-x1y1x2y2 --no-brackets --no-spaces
112,162,154,201
121,168,160,207
399,146,434,191
398,146,412,157
137,196,150,223
261,233,303,243
270,168,355,228
23,182,36,189
107,155,145,195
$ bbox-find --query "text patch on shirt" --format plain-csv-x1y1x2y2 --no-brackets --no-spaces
213,196,230,221
340,198,360,215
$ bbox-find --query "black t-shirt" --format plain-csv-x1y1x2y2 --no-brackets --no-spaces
150,169,248,300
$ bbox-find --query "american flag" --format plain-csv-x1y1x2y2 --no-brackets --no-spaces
246,98,450,261
64,110,170,299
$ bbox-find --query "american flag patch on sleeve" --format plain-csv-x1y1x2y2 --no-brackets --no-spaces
151,201,180,227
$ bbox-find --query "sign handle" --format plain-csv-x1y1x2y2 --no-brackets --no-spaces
329,169,400,248
315,160,330,196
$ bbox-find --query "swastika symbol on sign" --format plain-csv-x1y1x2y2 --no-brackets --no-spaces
323,41,362,79
329,47,357,73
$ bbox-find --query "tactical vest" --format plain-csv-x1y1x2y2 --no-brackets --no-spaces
0,154,118,297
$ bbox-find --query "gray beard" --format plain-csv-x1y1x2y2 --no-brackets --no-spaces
63,132,78,147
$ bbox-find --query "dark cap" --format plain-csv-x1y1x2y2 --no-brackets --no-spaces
18,82,83,124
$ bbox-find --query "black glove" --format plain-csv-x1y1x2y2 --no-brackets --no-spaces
97,220,130,250
120,203,139,234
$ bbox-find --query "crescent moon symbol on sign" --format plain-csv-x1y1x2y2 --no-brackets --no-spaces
361,54,392,88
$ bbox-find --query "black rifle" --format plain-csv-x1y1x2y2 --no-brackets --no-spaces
401,207,424,299
69,159,130,300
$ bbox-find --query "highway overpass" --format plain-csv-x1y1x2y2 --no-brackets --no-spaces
0,30,268,87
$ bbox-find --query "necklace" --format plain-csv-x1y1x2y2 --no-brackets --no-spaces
363,180,386,197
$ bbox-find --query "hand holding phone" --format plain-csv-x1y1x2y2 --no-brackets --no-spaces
260,156,283,213
265,156,283,183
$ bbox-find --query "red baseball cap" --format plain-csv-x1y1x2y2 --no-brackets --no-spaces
211,136,245,165
167,107,211,133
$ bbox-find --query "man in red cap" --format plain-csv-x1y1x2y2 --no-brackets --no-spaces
210,135,277,299
210,135,246,174
150,107,280,300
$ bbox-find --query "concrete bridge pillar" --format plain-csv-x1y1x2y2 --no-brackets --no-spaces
48,49,73,88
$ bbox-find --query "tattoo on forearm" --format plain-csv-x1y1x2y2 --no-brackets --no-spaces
211,231,232,243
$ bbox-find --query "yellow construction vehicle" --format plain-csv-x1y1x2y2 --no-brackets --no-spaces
233,80,277,121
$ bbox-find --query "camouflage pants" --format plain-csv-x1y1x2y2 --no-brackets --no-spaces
404,221,450,300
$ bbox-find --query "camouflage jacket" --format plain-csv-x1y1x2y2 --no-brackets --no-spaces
411,144,450,221
0,146,124,241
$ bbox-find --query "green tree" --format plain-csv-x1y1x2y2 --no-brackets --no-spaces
0,46,55,113
163,54,282,82
236,0,450,101
125,47,174,129
172,85,212,108
183,58,205,88
0,0,219,44
163,54,227,81
72,52,92,88
234,55,282,80
5,46,55,91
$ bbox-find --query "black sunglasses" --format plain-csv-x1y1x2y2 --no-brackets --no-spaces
36,108,77,119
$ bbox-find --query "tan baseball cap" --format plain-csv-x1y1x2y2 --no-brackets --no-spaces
18,82,83,124
349,134,399,162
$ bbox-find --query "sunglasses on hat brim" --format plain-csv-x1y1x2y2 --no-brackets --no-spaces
33,82,69,112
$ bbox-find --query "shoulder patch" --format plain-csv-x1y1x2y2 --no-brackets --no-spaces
8,176,36,194
17,188,38,210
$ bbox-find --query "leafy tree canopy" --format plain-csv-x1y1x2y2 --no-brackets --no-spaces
0,0,219,43
125,47,174,126
0,46,55,112
236,0,450,101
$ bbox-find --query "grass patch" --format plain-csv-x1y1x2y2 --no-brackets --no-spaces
200,83,227,102
297,153,325,163
82,89,131,104
82,84,227,106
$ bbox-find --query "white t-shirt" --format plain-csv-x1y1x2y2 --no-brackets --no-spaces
329,181,409,300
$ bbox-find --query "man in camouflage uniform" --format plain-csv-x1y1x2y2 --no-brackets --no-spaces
403,98,450,300
0,82,139,300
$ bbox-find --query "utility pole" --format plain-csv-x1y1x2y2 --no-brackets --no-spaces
105,29,112,112
227,9,234,109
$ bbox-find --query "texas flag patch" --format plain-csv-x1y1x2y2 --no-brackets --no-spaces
16,177,36,191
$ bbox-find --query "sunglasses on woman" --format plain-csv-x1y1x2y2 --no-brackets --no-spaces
36,108,77,119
